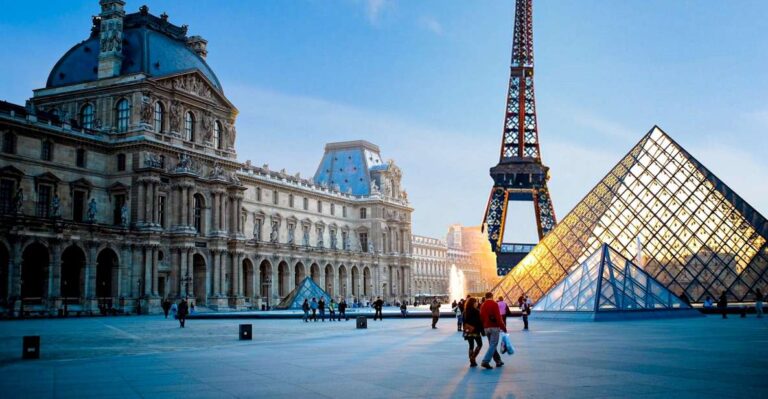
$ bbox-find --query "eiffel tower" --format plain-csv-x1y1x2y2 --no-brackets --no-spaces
482,0,557,276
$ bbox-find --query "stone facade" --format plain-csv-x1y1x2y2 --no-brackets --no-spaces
0,2,412,315
411,235,448,297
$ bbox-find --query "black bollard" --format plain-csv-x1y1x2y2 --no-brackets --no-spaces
356,316,368,329
22,336,40,360
239,324,253,340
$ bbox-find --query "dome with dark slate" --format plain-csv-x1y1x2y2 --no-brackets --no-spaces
46,6,222,91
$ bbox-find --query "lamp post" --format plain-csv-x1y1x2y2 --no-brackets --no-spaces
262,276,271,309
136,278,142,315
181,271,192,300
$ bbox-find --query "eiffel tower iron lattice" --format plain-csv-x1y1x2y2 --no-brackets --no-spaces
482,0,557,276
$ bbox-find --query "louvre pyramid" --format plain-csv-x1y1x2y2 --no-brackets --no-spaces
535,243,700,320
494,126,768,305
274,277,332,310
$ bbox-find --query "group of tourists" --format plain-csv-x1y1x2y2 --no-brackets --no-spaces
448,292,532,369
300,297,350,322
714,288,764,319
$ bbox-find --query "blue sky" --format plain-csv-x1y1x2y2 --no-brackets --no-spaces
1,1,767,240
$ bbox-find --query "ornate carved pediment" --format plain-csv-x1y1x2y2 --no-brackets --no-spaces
0,165,24,181
155,71,235,109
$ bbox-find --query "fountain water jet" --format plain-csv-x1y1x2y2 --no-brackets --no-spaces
449,264,466,302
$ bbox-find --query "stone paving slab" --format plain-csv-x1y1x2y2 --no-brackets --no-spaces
0,315,766,398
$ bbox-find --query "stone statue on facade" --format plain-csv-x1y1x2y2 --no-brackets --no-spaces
316,227,324,248
287,224,295,245
208,162,226,180
169,100,181,132
367,240,375,254
270,220,279,243
51,193,61,218
87,198,98,223
202,112,213,141
144,152,162,168
370,180,380,195
225,121,236,149
252,218,261,241
302,226,310,247
175,153,193,172
120,202,128,227
140,95,153,124
330,231,337,250
13,187,24,214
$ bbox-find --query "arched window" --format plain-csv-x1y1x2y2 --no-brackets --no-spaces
213,120,222,149
193,194,203,233
80,104,94,129
184,112,195,141
116,99,130,133
154,102,164,132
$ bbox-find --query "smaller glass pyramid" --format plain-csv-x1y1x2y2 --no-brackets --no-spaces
535,243,700,320
274,277,332,310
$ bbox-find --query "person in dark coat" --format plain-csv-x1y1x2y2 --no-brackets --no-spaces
430,300,441,329
463,297,484,367
400,302,407,318
161,299,171,319
177,299,189,328
373,296,384,321
302,299,310,322
310,298,319,321
718,291,728,319
318,298,326,322
339,299,348,321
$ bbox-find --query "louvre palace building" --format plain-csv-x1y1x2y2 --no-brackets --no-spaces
0,1,413,315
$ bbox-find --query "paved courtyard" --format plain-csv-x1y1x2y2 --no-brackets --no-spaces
0,313,766,398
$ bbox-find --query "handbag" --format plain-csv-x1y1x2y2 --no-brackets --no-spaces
463,324,476,334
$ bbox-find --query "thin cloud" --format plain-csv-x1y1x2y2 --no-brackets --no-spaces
365,0,388,25
419,16,443,35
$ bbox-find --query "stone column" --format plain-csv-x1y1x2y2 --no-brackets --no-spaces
143,247,153,297
119,246,130,299
188,188,194,227
137,181,145,224
49,242,62,297
220,251,228,297
186,249,195,298
151,247,159,297
210,192,218,232
131,246,142,297
10,241,22,298
232,253,242,297
151,182,158,225
211,250,220,297
270,263,279,303
237,198,243,234
181,187,188,227
85,244,97,299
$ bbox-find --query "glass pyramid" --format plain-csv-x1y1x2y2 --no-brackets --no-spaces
494,126,768,305
536,243,692,315
274,277,332,310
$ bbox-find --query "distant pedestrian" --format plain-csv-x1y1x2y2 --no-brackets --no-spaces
170,301,178,319
302,299,310,322
400,302,407,318
755,288,764,318
162,299,171,319
479,292,506,369
329,299,336,321
373,297,384,321
718,291,728,319
463,297,483,367
455,301,464,332
703,296,714,308
521,295,532,330
678,291,691,306
311,297,319,321
339,299,348,321
318,298,326,322
497,297,510,326
430,299,441,329
190,302,195,314
451,300,458,310
177,299,188,328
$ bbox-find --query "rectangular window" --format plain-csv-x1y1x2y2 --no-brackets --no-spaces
158,196,166,227
303,197,308,211
289,194,294,208
113,194,125,225
0,179,15,214
317,200,322,213
2,133,16,154
360,207,367,219
273,190,279,205
41,140,53,161
36,184,52,218
117,154,126,171
255,187,262,201
331,203,335,216
360,233,369,253
73,190,85,222
76,149,86,168
342,206,347,218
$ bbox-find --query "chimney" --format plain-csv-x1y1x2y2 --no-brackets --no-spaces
97,0,126,79
187,36,208,59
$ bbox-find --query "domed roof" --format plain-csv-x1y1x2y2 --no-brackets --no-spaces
46,11,222,91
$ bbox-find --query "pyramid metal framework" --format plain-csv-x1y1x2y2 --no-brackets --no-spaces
493,127,768,305
535,243,693,317
274,277,332,310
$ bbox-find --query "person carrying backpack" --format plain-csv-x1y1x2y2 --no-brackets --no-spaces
302,299,310,322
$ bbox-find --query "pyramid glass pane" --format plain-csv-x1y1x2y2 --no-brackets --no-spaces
494,127,768,305
274,277,332,310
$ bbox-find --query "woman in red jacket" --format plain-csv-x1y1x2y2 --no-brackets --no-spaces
479,292,506,369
